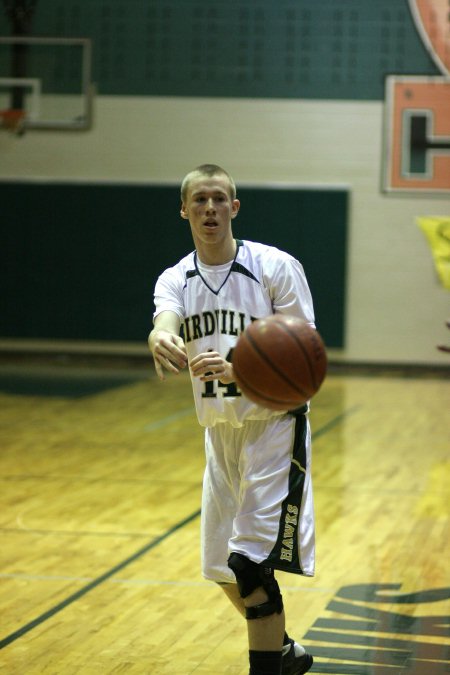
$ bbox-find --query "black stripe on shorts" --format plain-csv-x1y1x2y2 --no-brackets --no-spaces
261,412,308,575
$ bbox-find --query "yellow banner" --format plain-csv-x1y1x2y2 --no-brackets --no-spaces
417,216,450,290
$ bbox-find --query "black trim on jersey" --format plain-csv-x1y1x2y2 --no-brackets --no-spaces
229,261,259,283
191,239,245,296
183,268,199,291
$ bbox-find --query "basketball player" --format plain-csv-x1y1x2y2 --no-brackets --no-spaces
149,164,315,675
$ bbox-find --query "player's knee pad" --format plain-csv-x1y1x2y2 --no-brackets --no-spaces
227,552,283,620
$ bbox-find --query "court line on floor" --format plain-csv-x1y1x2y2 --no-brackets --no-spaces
0,572,334,593
0,508,201,650
312,405,360,440
2,474,200,485
0,526,169,538
0,405,360,650
143,406,196,431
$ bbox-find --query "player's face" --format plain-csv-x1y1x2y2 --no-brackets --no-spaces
181,174,240,261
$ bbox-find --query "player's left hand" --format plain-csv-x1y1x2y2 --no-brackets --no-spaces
190,351,234,384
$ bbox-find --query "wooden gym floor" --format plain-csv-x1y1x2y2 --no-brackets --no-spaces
0,357,449,674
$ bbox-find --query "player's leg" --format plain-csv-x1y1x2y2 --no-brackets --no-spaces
201,426,282,672
201,419,313,673
219,584,312,675
227,414,314,674
218,581,245,616
226,554,314,674
227,553,285,652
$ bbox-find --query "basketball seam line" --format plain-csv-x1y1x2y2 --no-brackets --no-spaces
245,329,311,399
275,320,318,389
232,359,302,406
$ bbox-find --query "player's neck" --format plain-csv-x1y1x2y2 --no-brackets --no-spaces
195,238,237,266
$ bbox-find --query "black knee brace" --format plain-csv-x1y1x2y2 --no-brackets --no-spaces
228,552,283,620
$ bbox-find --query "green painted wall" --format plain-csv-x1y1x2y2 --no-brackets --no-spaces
1,183,347,347
0,0,438,100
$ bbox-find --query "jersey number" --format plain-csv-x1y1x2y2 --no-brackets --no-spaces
201,349,241,399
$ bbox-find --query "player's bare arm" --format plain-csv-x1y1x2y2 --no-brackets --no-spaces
148,311,187,380
190,351,235,385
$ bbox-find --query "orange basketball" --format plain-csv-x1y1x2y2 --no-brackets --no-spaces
232,314,327,410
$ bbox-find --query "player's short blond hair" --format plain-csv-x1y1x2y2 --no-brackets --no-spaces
181,164,237,202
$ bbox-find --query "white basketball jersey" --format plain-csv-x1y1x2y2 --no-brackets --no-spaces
154,239,315,427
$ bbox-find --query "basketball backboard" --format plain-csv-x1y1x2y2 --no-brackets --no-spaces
0,36,93,130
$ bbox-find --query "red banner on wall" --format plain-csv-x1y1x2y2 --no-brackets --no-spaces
383,0,450,193
384,77,450,193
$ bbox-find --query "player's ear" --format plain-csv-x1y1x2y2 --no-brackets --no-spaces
180,202,189,220
231,199,240,219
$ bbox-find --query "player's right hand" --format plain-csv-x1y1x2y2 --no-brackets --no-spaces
149,330,188,380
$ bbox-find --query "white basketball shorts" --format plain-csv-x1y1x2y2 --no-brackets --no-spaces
201,411,315,583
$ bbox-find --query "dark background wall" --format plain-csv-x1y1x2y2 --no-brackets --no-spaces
0,0,438,100
1,183,347,347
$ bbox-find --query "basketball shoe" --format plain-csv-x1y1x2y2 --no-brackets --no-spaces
281,639,313,674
